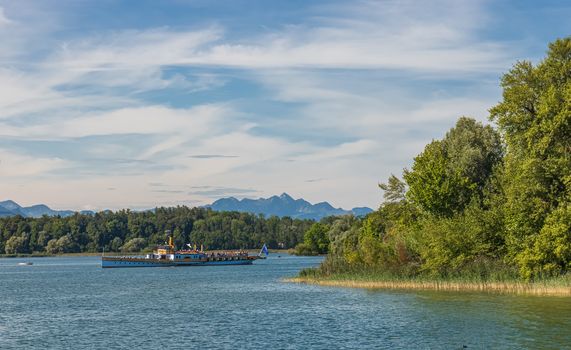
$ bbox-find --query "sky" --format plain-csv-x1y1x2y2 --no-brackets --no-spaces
0,0,570,211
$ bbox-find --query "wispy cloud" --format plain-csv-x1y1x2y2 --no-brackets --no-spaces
0,0,548,210
0,105,229,140
152,189,185,194
0,149,68,177
305,178,325,183
188,186,259,198
46,1,509,74
188,154,239,159
0,7,12,26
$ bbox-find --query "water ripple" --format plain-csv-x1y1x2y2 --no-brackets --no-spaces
0,255,570,349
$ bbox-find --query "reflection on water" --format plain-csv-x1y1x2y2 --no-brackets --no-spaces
0,255,570,349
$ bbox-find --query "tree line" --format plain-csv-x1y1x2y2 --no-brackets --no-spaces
0,206,315,255
307,37,571,281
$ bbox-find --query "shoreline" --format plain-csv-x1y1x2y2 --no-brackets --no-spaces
0,252,138,258
0,248,289,259
286,277,571,296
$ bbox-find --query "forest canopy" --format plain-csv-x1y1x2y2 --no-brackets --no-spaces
0,207,315,255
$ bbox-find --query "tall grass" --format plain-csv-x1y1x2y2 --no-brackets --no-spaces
288,275,571,296
292,258,571,296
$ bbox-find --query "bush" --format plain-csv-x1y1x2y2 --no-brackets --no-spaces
518,204,571,279
292,243,318,256
4,235,28,254
121,238,147,252
45,236,79,254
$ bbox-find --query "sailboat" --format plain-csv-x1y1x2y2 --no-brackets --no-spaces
258,244,269,259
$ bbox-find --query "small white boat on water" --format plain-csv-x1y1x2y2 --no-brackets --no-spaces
17,262,33,266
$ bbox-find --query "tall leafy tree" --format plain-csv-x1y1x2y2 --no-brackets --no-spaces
404,117,503,217
490,37,571,278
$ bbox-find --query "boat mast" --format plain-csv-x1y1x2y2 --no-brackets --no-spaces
165,229,175,254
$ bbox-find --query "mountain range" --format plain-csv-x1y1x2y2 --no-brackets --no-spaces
0,194,373,221
208,193,373,220
0,200,93,218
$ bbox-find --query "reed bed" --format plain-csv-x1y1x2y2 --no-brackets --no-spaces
286,276,571,296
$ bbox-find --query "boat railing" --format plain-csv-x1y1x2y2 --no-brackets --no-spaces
102,254,147,259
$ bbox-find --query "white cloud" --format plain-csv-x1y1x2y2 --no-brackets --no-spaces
0,0,516,209
0,7,12,26
139,136,187,160
0,68,48,113
409,98,494,123
61,105,225,138
47,1,509,74
0,149,68,177
0,104,229,140
53,27,223,71
293,139,378,163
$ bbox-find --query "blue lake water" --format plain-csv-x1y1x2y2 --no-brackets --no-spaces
1,255,570,349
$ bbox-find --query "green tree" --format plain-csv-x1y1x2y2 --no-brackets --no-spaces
404,117,503,217
305,222,330,254
109,237,123,252
4,235,28,254
56,235,79,253
379,174,406,203
45,239,59,254
121,238,147,252
45,235,78,254
490,37,571,278
295,222,330,255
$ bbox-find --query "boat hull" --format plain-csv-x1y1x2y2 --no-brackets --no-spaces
101,256,256,268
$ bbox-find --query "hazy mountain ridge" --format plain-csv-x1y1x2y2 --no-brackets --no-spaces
208,193,373,220
0,200,91,218
1,194,373,220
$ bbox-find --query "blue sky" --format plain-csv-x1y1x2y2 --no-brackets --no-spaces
0,0,569,210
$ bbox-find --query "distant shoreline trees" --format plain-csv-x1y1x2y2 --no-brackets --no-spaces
0,207,315,254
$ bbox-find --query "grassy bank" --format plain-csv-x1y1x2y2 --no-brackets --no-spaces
286,271,571,296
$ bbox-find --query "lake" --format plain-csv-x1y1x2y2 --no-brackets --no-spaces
1,255,570,349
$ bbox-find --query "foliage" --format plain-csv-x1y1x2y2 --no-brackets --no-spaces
378,175,406,203
294,222,330,255
0,207,314,254
308,37,571,282
121,238,147,252
415,201,505,276
403,117,503,217
45,235,79,254
4,235,28,254
303,223,330,254
490,37,571,278
517,204,571,279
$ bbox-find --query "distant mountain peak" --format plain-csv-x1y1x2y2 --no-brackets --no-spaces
0,200,22,211
0,200,85,218
27,204,50,210
314,201,335,211
208,194,373,220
